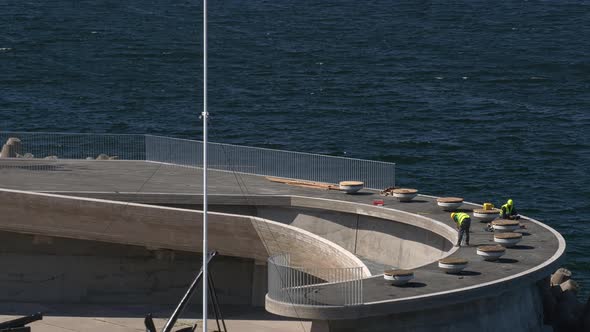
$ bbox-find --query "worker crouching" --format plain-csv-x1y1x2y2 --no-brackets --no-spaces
500,199,520,220
451,212,471,247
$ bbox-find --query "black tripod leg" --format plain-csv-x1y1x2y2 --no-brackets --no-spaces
144,313,157,332
208,271,227,332
207,274,222,332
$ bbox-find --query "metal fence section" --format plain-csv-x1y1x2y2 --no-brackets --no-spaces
0,132,395,189
0,132,146,160
267,253,364,306
145,135,395,189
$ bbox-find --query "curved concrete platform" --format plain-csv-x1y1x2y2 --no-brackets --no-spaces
0,159,566,331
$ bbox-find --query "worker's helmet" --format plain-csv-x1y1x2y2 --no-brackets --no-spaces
451,212,456,219
507,199,513,206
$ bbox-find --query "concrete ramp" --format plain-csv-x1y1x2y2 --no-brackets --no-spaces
0,188,369,275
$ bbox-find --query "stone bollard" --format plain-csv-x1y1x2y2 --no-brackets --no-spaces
551,268,573,286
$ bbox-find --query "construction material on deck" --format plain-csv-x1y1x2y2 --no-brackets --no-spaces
384,269,414,286
339,181,364,194
437,197,464,211
391,188,418,202
266,177,340,190
438,257,468,273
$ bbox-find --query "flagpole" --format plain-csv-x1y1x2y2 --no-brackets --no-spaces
202,0,208,330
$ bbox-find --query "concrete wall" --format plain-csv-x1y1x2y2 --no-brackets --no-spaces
255,206,451,269
0,231,255,305
316,283,544,332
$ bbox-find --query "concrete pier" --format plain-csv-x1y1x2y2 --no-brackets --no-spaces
0,159,565,331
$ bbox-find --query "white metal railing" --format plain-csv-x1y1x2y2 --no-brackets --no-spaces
0,132,395,189
267,253,364,306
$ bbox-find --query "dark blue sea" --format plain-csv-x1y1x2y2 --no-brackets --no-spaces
1,1,589,298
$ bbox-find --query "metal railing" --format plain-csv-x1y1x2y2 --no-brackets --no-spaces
0,132,146,160
0,132,395,189
267,253,364,306
146,134,395,189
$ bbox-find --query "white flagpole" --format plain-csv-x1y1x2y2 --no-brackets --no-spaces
202,0,208,330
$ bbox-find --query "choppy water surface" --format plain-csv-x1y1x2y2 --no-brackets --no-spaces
1,1,589,297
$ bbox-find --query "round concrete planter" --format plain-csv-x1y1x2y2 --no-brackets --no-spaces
437,197,463,211
339,181,364,194
477,245,506,261
438,258,468,274
494,232,523,247
383,270,414,286
392,188,418,202
492,219,520,233
473,208,499,222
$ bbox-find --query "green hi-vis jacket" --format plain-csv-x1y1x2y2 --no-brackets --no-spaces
500,203,514,216
453,212,471,226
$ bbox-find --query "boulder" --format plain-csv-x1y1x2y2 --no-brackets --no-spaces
551,268,572,286
0,137,22,158
560,280,579,294
554,290,584,332
581,295,590,332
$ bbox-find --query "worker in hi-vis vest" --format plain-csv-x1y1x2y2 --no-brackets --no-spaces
500,199,520,220
451,212,471,247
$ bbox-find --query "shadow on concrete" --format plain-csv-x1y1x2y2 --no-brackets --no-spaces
496,258,519,264
394,282,427,288
350,192,375,196
455,270,481,277
510,245,535,250
0,303,299,322
520,232,532,236
0,164,72,172
398,199,429,203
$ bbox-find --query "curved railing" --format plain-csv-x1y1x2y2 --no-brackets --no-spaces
267,253,364,306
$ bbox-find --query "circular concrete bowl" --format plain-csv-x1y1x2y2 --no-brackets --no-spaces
437,197,464,211
392,188,418,202
477,245,506,261
339,181,364,194
492,219,520,233
494,232,523,247
383,269,414,286
473,208,499,222
438,258,468,274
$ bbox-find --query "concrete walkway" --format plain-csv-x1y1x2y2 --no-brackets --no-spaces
0,304,311,332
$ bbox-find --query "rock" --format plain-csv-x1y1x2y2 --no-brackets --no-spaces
560,280,580,294
85,157,94,160
554,290,584,332
96,154,109,160
0,144,12,158
0,137,22,158
44,155,58,160
551,268,573,286
108,155,119,160
538,277,557,324
23,153,34,158
581,296,590,332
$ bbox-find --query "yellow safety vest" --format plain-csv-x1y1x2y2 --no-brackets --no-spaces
453,213,470,226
